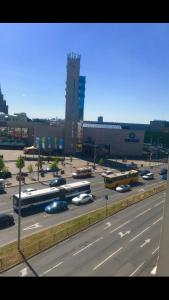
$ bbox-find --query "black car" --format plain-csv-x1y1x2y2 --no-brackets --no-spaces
0,171,12,179
0,213,15,229
49,178,66,187
160,168,167,175
139,170,150,176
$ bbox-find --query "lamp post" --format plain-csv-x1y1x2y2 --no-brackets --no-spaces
17,161,22,250
105,195,108,217
93,145,97,170
37,146,40,182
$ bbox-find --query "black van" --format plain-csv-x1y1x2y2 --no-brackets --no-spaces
0,213,15,229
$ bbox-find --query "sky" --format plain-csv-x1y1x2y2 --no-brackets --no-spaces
0,23,169,124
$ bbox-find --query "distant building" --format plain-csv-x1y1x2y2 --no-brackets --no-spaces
64,53,86,154
98,116,103,123
0,86,8,114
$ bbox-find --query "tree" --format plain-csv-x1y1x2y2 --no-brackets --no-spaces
98,158,104,166
0,157,5,172
2,165,9,173
35,157,44,170
28,164,33,179
16,157,25,170
50,157,60,176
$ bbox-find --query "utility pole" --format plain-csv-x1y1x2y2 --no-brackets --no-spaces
37,146,40,182
93,145,96,169
17,160,22,250
157,157,169,275
105,195,108,216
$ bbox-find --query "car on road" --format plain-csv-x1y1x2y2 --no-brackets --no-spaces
116,184,131,192
142,172,154,180
45,200,68,214
159,168,167,175
101,170,113,177
0,171,12,179
49,178,66,187
22,188,37,193
139,169,150,177
0,213,15,229
72,193,94,205
46,167,60,173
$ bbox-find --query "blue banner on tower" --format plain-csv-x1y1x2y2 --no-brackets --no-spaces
35,137,40,149
48,136,51,149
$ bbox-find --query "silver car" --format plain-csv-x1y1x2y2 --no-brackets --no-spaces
72,193,94,205
116,185,131,192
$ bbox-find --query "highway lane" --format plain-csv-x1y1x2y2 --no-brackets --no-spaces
0,174,165,246
0,172,166,246
2,190,165,276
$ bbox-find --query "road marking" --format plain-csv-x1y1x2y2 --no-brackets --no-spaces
23,223,43,231
153,217,162,225
153,201,164,208
20,267,28,277
129,262,144,277
40,261,63,276
118,230,131,238
151,265,157,275
152,247,159,255
93,247,123,271
140,238,151,248
104,222,111,230
138,188,145,192
110,220,131,234
135,207,152,219
72,237,103,256
130,226,150,242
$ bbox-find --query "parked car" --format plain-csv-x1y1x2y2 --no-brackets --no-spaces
45,200,68,214
116,184,131,192
160,168,167,175
139,170,150,176
46,167,60,173
49,178,66,187
72,193,94,205
101,170,113,177
0,171,12,179
160,174,167,180
0,213,15,229
142,173,154,180
22,188,36,193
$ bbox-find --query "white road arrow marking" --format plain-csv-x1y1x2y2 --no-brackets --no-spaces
104,222,111,230
138,188,145,192
151,265,157,275
140,238,151,248
23,223,43,231
118,230,131,238
20,267,28,277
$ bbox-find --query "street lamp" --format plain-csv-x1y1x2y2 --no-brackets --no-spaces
37,146,40,182
17,161,22,250
93,145,97,170
105,195,108,217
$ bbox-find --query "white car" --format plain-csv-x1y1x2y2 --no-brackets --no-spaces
22,188,36,193
116,185,131,192
142,173,154,180
72,193,94,205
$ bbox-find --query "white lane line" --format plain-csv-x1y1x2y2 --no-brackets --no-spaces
152,247,159,255
110,220,131,234
23,223,43,231
151,266,157,275
130,226,150,242
72,237,103,256
93,247,123,271
39,261,63,276
134,207,152,219
129,262,144,277
153,201,164,208
20,267,28,277
153,217,162,225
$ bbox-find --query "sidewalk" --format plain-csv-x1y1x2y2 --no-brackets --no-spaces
5,159,104,188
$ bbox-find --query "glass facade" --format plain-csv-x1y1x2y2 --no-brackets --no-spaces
78,76,85,121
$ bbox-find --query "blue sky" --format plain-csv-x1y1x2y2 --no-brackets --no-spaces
0,23,169,124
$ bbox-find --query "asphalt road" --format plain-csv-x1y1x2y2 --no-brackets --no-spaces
2,190,165,276
0,166,166,246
